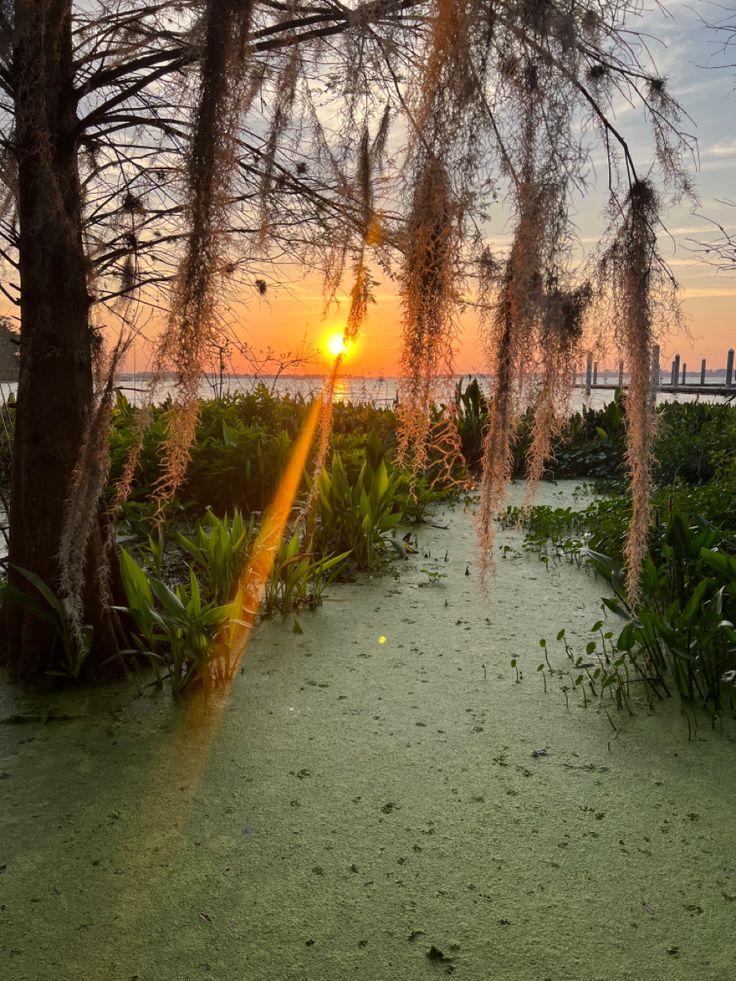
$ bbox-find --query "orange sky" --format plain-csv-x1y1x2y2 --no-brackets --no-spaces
119,252,735,380
207,252,736,378
15,4,736,381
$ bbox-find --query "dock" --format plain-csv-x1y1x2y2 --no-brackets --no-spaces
574,345,736,399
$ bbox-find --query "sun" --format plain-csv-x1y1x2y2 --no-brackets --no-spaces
325,331,349,359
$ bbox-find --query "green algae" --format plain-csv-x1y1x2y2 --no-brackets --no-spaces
1,483,734,980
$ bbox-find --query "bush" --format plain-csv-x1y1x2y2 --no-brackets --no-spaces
588,513,736,711
653,401,736,487
108,388,405,517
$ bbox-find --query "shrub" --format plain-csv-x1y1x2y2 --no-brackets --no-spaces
653,401,736,487
588,513,736,711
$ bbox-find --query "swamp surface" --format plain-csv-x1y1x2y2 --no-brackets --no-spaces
1,483,735,980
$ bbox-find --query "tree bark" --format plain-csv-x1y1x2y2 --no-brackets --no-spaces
3,0,122,681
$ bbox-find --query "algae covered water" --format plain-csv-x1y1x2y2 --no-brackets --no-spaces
1,484,734,980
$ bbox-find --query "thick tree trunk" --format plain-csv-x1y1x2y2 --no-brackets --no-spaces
3,0,122,681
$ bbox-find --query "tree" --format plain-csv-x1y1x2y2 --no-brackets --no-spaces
0,1,692,682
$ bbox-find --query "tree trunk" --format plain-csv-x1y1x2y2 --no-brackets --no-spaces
3,0,122,681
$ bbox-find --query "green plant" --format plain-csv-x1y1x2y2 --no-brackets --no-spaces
653,401,736,487
3,567,92,680
419,567,447,586
313,433,407,569
585,513,736,710
175,509,256,604
116,548,244,697
261,531,349,618
454,375,488,471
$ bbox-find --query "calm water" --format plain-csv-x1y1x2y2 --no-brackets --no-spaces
1,372,731,413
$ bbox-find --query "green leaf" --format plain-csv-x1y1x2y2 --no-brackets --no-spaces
3,583,59,625
12,566,66,620
374,459,389,500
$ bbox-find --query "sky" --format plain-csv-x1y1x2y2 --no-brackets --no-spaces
210,1,735,380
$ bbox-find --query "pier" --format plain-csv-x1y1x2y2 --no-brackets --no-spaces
575,346,736,399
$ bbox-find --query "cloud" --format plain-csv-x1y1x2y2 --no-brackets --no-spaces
680,286,736,298
704,140,736,158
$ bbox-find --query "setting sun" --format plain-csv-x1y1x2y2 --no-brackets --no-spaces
325,331,349,359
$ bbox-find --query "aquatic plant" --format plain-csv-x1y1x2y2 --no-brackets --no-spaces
117,548,244,697
175,510,257,605
261,531,349,619
313,434,407,569
586,513,736,712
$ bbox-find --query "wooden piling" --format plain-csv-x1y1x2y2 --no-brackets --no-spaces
650,344,660,405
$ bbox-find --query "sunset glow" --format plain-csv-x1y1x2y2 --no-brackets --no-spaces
324,331,350,359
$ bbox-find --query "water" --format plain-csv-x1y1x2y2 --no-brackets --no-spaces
1,372,731,418
107,372,736,413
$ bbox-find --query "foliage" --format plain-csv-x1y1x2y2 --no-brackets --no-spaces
541,392,627,483
184,419,292,517
116,548,243,698
331,401,396,449
261,532,349,619
313,432,407,569
454,383,628,483
175,510,256,604
116,502,350,694
2,568,92,680
653,401,736,487
502,495,630,565
506,399,736,544
586,513,736,711
511,400,736,714
108,389,405,517
109,389,298,514
454,376,487,471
